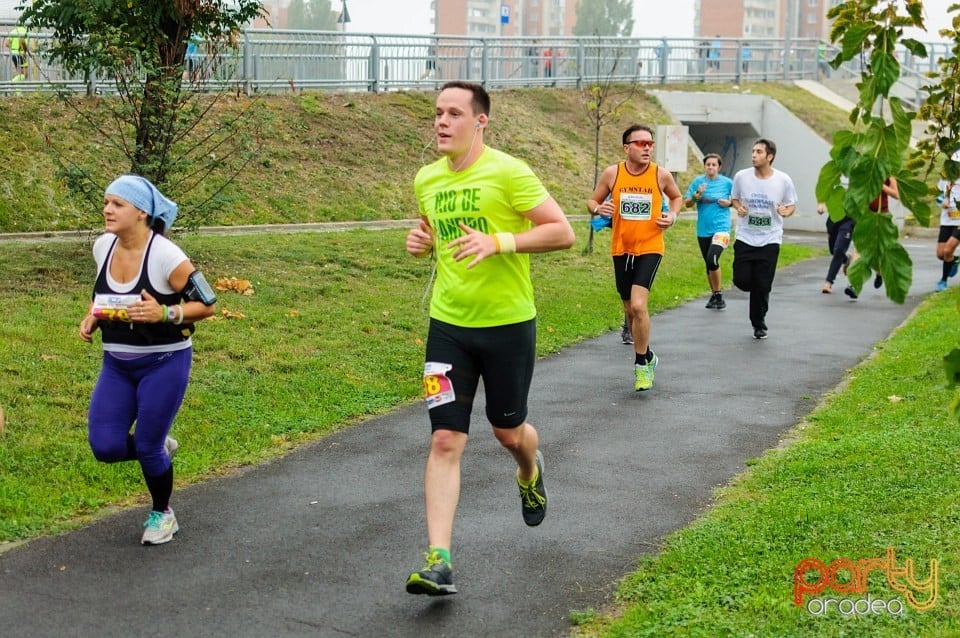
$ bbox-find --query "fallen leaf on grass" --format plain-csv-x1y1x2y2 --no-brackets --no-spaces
220,309,246,320
215,277,255,296
887,395,902,403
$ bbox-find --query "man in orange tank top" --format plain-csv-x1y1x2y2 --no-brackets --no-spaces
587,124,683,391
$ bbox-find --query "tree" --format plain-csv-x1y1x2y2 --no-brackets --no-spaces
580,35,642,253
287,0,338,31
572,0,634,37
817,0,960,419
19,0,266,220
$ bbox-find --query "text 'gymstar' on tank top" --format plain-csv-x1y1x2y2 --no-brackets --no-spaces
610,161,665,257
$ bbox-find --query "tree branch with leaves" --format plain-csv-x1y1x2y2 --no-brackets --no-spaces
19,0,266,226
817,0,960,419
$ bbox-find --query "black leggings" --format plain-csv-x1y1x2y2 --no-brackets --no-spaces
733,240,780,330
825,217,854,284
698,236,725,272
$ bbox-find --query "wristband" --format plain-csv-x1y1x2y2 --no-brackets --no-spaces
494,232,516,254
160,305,168,323
174,304,184,325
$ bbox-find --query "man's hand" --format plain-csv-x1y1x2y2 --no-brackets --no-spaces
655,211,677,229
448,222,499,269
595,200,612,218
405,219,435,257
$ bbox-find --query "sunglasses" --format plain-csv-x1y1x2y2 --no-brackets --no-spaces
626,140,654,148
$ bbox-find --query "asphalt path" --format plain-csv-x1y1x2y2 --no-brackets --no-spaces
0,233,945,637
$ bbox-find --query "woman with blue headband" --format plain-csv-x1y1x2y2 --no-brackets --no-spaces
79,175,217,545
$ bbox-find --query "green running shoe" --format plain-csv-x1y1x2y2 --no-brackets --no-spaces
634,352,658,391
518,450,547,526
406,549,457,596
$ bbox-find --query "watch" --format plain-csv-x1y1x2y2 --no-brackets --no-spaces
166,305,178,322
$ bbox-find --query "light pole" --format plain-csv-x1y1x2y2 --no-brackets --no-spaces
337,0,351,32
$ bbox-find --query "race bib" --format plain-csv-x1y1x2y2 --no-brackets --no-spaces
711,232,730,247
948,209,960,219
747,214,771,227
423,361,455,409
91,294,140,322
620,192,653,221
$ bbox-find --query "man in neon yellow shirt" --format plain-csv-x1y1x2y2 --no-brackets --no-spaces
6,25,29,81
405,81,575,596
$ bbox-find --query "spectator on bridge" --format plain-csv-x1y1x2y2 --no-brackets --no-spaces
817,42,832,78
420,44,438,81
708,36,721,71
6,25,30,82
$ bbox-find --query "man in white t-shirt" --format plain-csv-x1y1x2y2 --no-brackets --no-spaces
730,138,798,339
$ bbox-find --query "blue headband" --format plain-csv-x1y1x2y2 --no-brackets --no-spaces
104,175,179,233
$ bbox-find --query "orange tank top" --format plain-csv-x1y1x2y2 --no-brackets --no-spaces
610,161,665,256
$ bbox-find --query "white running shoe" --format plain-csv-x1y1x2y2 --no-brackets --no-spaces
164,436,178,460
141,509,179,545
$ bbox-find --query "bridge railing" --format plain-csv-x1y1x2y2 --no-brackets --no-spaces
0,24,947,101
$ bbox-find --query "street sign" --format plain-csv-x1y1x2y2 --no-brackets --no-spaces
501,4,510,24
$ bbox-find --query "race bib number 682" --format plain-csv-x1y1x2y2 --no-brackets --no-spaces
620,192,653,221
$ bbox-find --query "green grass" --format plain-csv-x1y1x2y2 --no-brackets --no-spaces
0,221,816,543
0,82,844,234
571,287,960,637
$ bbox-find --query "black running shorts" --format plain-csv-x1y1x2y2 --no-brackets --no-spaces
613,253,663,300
423,318,535,433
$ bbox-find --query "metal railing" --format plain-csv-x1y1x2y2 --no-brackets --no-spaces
0,24,948,103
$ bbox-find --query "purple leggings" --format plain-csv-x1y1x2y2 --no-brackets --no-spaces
88,348,192,476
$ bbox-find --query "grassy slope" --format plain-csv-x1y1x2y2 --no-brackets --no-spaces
0,81,851,234
1,86,689,233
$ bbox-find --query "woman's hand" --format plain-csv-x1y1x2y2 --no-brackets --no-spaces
79,313,99,342
133,290,162,323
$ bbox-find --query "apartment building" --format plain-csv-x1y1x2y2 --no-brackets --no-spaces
695,0,835,39
433,0,577,37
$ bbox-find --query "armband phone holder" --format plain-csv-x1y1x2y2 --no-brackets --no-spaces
183,271,217,305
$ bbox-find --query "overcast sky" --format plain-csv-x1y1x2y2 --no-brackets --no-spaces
342,0,952,41
0,0,953,41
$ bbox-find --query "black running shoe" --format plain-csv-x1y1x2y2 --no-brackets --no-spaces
705,293,718,309
874,273,883,289
714,294,726,310
844,286,858,300
406,550,457,596
753,328,768,340
518,450,547,526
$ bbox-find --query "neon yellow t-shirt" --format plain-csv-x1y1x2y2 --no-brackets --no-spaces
415,146,549,327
